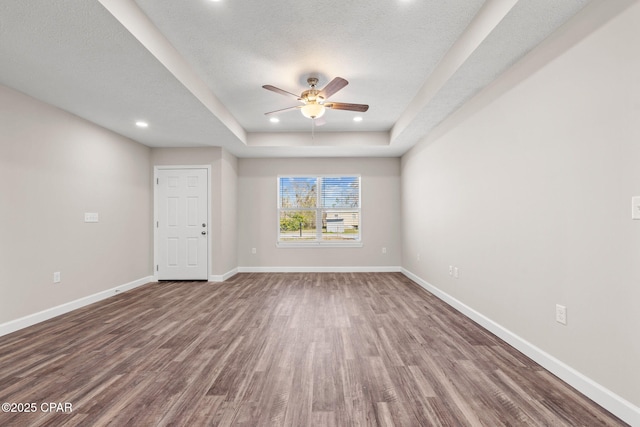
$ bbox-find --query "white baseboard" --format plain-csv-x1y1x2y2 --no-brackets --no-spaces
0,276,154,338
401,268,640,427
237,266,402,273
209,268,238,282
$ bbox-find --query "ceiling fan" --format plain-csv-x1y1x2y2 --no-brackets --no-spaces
262,77,369,120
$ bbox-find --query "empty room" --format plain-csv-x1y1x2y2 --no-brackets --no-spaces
1,0,639,425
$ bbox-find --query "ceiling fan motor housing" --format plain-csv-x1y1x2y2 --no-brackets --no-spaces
301,89,323,103
302,78,324,103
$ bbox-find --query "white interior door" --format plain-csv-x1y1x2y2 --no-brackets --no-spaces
156,168,208,280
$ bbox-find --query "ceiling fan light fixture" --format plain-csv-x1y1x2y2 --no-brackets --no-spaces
301,103,325,119
263,76,368,122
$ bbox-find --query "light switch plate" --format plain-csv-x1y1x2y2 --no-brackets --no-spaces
632,197,640,220
84,212,99,223
556,304,567,325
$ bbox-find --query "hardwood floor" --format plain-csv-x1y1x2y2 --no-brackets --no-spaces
0,273,627,426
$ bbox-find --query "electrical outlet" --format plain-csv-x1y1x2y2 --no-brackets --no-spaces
454,267,459,279
84,212,99,223
417,253,420,261
556,304,567,325
53,272,61,283
382,247,387,254
251,248,257,254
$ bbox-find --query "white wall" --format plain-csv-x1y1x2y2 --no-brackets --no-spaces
237,157,401,269
0,84,152,325
401,2,640,412
150,147,238,278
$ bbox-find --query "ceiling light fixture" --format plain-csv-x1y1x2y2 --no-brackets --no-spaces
269,117,280,123
300,103,325,119
135,121,148,128
353,116,363,122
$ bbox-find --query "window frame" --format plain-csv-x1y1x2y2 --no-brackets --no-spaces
277,174,362,247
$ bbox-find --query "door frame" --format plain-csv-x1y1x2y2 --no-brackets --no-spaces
153,165,212,281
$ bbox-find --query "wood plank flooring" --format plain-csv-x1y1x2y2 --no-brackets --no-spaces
0,273,628,426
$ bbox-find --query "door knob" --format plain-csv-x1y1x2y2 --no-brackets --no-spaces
201,231,206,235
202,223,206,227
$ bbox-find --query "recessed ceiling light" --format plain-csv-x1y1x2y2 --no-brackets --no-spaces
353,116,363,122
269,117,280,123
135,121,149,128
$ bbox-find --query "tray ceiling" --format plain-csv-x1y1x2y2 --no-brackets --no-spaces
1,0,619,157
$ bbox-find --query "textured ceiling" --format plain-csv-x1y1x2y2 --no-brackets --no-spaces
133,0,485,133
0,0,619,158
0,0,240,148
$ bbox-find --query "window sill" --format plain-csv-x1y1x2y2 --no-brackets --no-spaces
276,242,363,248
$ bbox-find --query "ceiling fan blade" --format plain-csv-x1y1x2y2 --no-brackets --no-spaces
262,85,301,99
325,102,369,112
264,105,301,115
318,77,348,100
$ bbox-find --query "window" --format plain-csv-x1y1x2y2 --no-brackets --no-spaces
278,175,361,245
